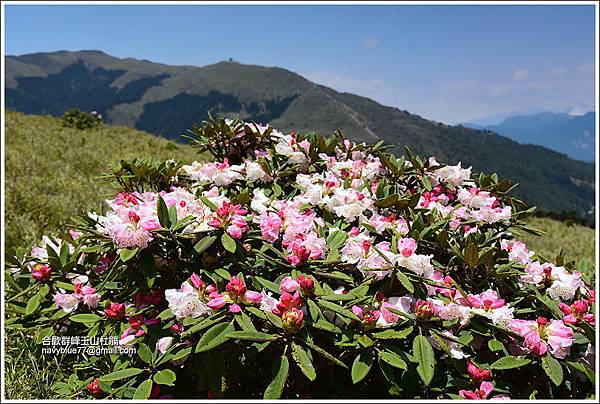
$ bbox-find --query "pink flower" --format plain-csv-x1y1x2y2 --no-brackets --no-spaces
467,290,505,310
297,274,315,295
352,305,365,319
229,304,242,314
273,292,303,316
559,300,595,325
459,381,494,400
279,277,300,293
500,239,533,264
259,212,283,243
31,264,52,281
227,225,243,240
397,238,417,257
105,302,126,319
285,232,327,266
54,292,79,313
467,360,492,383
225,276,247,299
208,201,249,239
508,317,574,359
415,299,434,321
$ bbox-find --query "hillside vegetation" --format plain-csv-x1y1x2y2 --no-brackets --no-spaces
4,111,200,254
6,50,595,222
4,111,595,267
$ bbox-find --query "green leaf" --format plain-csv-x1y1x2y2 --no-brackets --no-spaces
25,292,42,315
566,361,595,383
291,342,316,381
396,271,414,293
326,229,348,250
413,335,435,386
195,322,234,353
254,276,280,294
541,355,563,386
199,195,218,211
351,350,374,384
304,340,348,369
221,232,237,254
379,349,407,369
464,243,479,267
263,356,289,399
320,293,358,302
488,339,505,352
153,369,176,386
157,195,171,228
317,300,360,321
226,331,279,342
168,204,178,229
171,347,193,362
372,326,414,340
119,247,138,263
490,355,531,370
133,379,153,399
157,309,174,320
137,343,153,365
70,313,101,323
99,368,143,382
193,235,217,255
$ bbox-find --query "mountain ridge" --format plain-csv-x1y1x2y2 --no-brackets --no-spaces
5,50,595,222
465,111,595,163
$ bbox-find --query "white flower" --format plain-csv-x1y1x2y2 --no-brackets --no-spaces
156,336,174,354
259,291,278,312
165,286,210,320
397,254,435,278
432,162,472,186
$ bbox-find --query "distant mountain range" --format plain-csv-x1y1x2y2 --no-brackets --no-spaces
465,112,595,162
5,50,595,222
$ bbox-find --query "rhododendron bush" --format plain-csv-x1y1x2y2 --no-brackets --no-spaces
5,117,596,399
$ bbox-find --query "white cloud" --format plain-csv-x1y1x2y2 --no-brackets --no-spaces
363,38,381,49
577,63,594,72
512,69,529,81
550,67,566,76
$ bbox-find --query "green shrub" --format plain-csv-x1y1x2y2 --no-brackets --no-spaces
60,108,103,130
5,116,595,399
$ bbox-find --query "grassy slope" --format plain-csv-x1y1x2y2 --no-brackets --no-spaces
4,110,201,255
521,217,595,266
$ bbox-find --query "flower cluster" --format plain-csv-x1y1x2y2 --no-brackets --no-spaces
7,117,595,400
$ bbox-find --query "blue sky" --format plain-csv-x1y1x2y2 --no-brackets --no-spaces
4,4,596,124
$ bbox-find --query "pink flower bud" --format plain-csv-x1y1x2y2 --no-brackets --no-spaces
279,277,300,293
243,291,262,304
31,264,52,281
281,307,304,333
225,276,247,299
189,273,204,289
207,297,227,309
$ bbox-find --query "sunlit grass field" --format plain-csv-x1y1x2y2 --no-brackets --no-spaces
4,110,202,256
3,110,596,399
